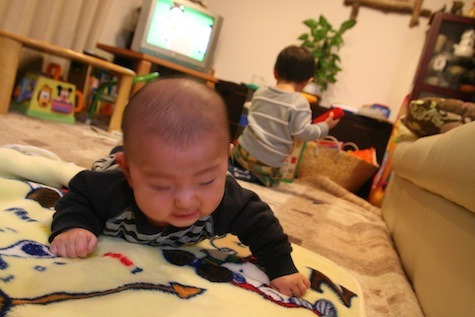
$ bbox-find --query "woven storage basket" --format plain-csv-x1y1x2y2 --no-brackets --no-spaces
297,137,379,193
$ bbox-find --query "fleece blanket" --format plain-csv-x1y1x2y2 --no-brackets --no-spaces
0,148,364,317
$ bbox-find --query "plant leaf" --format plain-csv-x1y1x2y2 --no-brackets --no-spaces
339,19,356,33
333,54,341,62
300,15,354,92
319,15,330,28
312,47,323,58
303,18,318,29
314,29,327,41
302,40,314,48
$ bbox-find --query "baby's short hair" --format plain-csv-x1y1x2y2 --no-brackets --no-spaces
122,78,229,154
274,45,315,83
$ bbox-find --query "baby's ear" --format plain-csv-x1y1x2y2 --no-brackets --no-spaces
228,143,234,157
115,152,133,187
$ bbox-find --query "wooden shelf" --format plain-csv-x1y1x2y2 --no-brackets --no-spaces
0,29,135,132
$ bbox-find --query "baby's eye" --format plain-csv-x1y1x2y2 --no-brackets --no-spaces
198,179,215,186
151,184,172,191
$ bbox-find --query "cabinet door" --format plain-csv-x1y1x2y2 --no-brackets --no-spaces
411,13,475,102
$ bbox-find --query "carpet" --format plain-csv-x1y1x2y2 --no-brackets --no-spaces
237,179,423,317
0,112,424,316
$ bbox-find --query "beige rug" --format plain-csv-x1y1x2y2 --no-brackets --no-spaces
0,112,120,168
0,111,424,317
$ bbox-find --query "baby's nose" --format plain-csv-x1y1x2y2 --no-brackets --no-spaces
174,188,195,208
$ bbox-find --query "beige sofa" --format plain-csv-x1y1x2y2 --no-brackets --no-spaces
381,121,475,317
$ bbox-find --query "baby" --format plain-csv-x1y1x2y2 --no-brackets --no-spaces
49,78,310,297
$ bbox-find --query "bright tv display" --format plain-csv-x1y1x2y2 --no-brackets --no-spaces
131,0,223,72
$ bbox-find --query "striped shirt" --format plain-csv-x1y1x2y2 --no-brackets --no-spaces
103,208,214,247
238,86,329,167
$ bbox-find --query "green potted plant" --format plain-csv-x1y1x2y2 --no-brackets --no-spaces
298,15,356,91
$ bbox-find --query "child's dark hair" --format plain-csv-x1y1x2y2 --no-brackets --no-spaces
274,45,315,83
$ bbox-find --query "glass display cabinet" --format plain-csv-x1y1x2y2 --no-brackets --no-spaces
410,12,475,102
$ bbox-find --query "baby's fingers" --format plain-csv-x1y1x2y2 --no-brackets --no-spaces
49,242,58,256
74,237,91,257
49,229,96,258
71,232,97,257
53,239,72,258
88,235,98,253
49,236,72,257
293,280,309,297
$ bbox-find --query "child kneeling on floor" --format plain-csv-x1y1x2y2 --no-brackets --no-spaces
49,78,310,297
231,45,340,187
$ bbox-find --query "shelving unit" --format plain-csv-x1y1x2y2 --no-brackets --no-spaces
0,29,135,132
410,13,474,101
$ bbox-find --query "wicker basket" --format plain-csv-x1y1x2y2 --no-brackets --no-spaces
297,137,379,193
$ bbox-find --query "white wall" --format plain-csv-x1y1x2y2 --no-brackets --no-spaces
205,0,455,122
97,0,471,122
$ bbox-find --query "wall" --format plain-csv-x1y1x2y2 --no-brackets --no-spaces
97,0,143,57
97,0,471,122
205,0,455,122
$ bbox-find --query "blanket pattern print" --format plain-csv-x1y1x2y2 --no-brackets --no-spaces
0,177,364,317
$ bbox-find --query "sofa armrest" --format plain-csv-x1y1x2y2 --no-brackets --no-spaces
392,121,475,213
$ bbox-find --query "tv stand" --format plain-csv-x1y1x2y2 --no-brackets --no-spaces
97,43,218,93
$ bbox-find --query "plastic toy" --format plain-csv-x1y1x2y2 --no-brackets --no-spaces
12,73,77,124
313,107,345,123
281,140,306,183
85,72,159,125
453,29,474,57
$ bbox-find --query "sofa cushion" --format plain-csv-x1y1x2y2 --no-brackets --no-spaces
392,121,475,213
382,174,475,317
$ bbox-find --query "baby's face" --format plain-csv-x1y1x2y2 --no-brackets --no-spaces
123,136,229,228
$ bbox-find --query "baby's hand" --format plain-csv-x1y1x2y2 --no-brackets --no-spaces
50,228,97,258
325,112,340,130
270,272,310,297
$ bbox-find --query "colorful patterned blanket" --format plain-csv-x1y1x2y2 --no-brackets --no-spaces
0,148,364,316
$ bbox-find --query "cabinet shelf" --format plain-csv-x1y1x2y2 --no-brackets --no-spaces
418,83,473,100
410,13,475,102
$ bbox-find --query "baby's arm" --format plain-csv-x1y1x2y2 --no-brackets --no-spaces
270,272,311,297
50,170,122,257
50,228,97,258
216,177,311,297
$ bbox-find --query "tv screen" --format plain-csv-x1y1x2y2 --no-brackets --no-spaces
131,0,222,73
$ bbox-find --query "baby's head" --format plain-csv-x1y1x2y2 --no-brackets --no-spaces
274,45,315,89
116,78,230,228
121,78,230,155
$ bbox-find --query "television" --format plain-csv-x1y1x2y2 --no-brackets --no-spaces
131,0,223,73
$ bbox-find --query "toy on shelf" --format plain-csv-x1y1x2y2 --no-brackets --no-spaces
85,72,159,125
453,28,475,57
11,65,82,124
